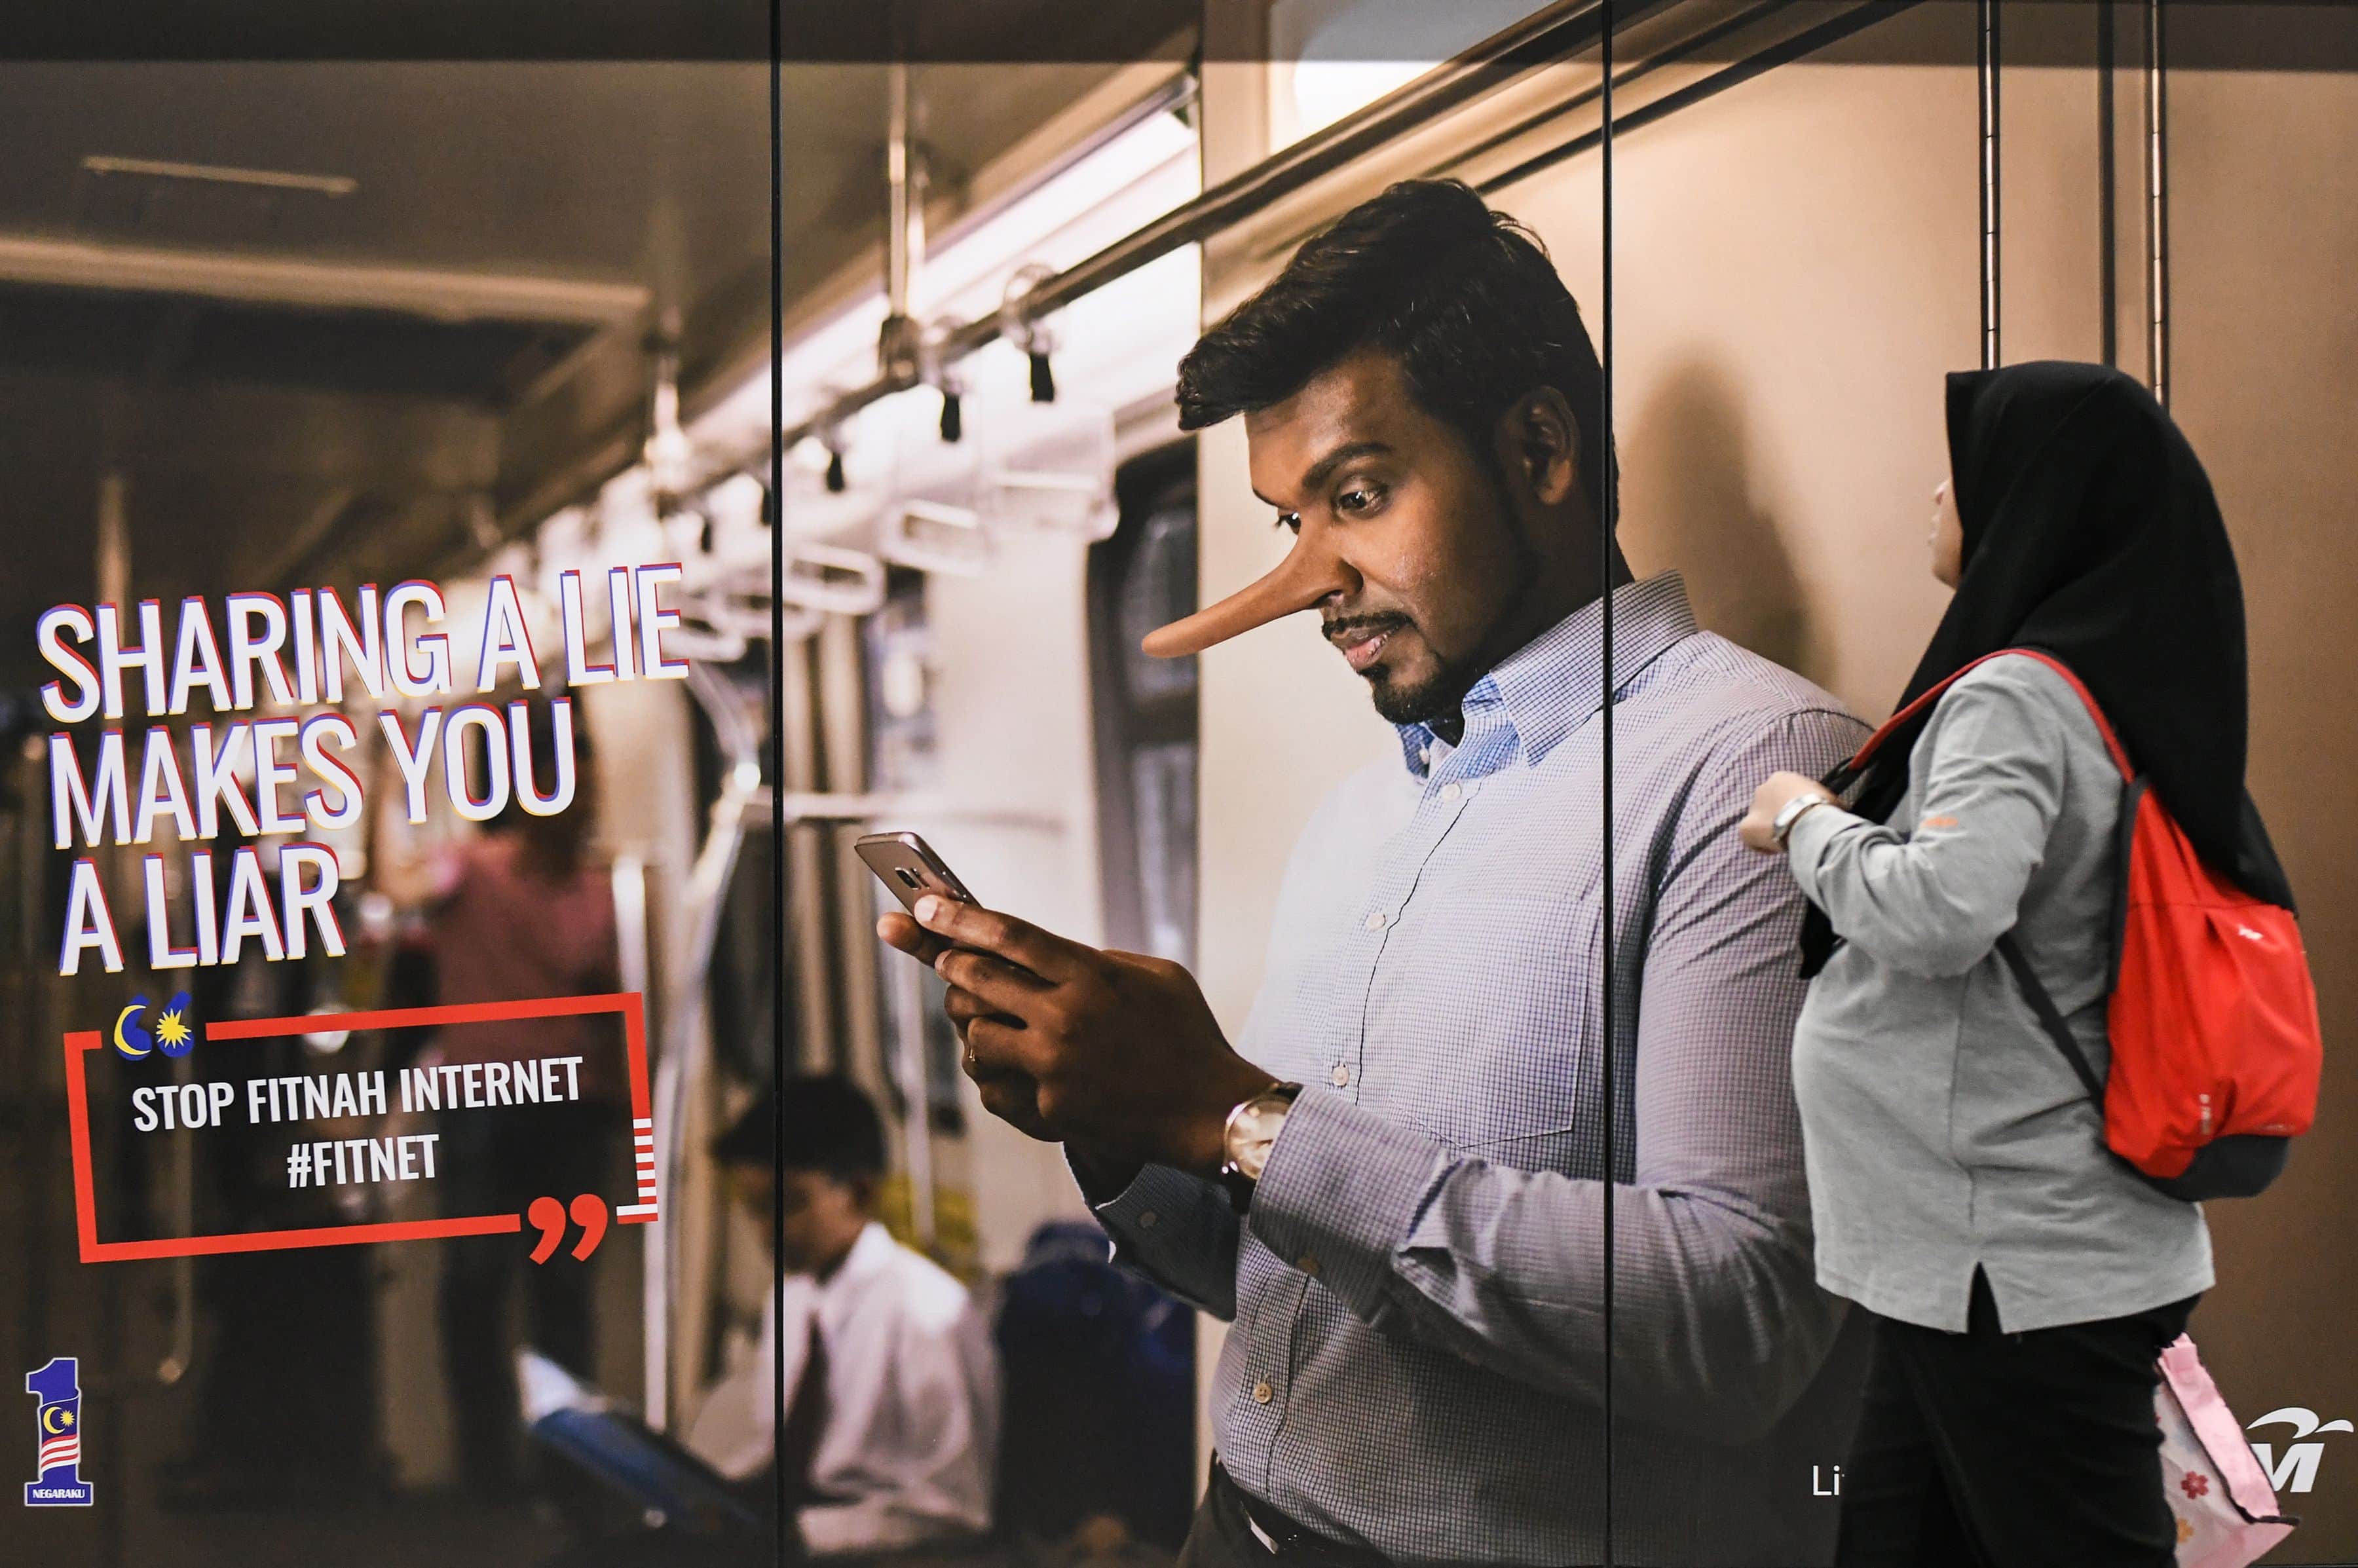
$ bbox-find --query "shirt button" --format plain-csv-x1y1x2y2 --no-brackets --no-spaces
1328,1063,1351,1087
1364,910,1387,931
1298,1254,1321,1277
1138,1210,1158,1230
1419,745,1432,766
1252,1381,1274,1404
1439,781,1461,803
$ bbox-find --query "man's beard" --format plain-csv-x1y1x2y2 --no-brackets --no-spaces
1367,644,1483,726
1364,540,1547,729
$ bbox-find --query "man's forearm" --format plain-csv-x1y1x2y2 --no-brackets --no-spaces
1248,1089,1841,1441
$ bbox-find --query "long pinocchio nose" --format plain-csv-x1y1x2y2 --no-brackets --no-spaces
1140,531,1356,658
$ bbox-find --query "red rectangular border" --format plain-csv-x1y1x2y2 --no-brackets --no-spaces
64,992,655,1263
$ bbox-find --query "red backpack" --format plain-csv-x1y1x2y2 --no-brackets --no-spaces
1839,648,2322,1200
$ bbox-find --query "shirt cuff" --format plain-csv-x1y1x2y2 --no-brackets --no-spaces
1783,800,1861,907
1089,1160,1231,1269
1246,1089,1448,1320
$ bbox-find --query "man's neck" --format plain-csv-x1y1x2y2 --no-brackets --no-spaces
1418,551,1636,747
810,1222,869,1285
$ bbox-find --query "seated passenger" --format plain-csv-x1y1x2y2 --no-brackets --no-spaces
686,1074,999,1561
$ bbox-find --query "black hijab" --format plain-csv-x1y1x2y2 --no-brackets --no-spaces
1801,360,2291,977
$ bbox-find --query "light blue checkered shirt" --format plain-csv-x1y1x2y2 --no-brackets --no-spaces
1086,574,1871,1565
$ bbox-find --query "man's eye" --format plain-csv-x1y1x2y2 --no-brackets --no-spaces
1336,484,1383,514
1275,512,1301,534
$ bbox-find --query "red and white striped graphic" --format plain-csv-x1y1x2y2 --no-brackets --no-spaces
618,1116,659,1220
39,1432,79,1473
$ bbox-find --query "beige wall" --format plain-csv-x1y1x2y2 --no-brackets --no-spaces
2167,28,2358,1558
1194,3,2358,1555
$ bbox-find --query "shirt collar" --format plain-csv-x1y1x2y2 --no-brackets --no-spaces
816,1220,897,1310
1396,572,1700,776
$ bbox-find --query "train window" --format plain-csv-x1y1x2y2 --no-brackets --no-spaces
1091,441,1199,965
863,572,964,1132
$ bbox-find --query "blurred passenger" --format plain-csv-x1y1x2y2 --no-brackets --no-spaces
883,179,1867,1565
1740,363,2294,1566
166,875,389,1506
686,1074,999,1561
427,697,623,1496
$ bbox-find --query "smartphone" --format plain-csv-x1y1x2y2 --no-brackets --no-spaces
855,831,978,914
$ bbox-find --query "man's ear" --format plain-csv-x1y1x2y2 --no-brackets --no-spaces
1496,388,1582,509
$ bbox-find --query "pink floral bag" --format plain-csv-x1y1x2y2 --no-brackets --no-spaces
2158,1335,2298,1565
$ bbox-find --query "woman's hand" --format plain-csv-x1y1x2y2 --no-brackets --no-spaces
1740,772,1835,854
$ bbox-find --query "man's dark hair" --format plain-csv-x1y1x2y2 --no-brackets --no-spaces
713,1072,886,1181
1177,179,1613,512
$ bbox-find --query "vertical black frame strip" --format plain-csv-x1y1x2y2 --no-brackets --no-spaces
1598,3,1618,1563
769,0,790,1561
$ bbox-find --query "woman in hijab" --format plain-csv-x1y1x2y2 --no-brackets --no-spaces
1737,361,2292,1566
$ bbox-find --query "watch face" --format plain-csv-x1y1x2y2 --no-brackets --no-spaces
1226,1094,1293,1181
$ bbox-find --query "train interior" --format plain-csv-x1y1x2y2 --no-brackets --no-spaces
3,3,2355,1565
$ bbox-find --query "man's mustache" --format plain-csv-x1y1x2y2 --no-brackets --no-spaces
1323,613,1412,645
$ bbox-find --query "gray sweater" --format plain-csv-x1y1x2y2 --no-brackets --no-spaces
1784,653,2212,1333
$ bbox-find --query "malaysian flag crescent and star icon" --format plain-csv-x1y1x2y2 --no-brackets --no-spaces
24,1356,93,1506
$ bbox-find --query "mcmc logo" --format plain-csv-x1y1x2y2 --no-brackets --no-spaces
2247,1406,2353,1495
24,1357,94,1506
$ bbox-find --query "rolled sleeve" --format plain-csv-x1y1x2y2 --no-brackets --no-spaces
1085,1157,1241,1320
1246,1089,1449,1321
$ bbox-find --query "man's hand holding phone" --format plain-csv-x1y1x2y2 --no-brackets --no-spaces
873,893,1272,1180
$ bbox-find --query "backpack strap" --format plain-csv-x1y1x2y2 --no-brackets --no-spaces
1848,650,2143,1062
1991,649,2137,781
1996,933,2106,1103
1837,648,2137,785
1832,656,1994,781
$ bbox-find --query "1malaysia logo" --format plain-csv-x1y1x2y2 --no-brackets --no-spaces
111,991,195,1062
24,1358,93,1506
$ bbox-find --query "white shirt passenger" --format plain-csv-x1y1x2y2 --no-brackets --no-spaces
686,1221,999,1555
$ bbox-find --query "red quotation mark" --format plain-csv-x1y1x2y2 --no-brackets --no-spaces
527,1193,610,1263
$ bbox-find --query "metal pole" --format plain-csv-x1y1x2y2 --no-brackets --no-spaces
2144,0,2169,405
880,58,926,385
2098,0,2117,369
1979,0,2001,369
887,61,913,320
888,942,936,1247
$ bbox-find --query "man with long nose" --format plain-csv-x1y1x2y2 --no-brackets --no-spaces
881,180,1866,1565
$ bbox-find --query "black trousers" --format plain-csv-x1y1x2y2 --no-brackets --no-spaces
1178,1462,1393,1568
1837,1270,2198,1568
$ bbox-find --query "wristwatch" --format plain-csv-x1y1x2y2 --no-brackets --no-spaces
1770,789,1833,849
1218,1081,1302,1213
